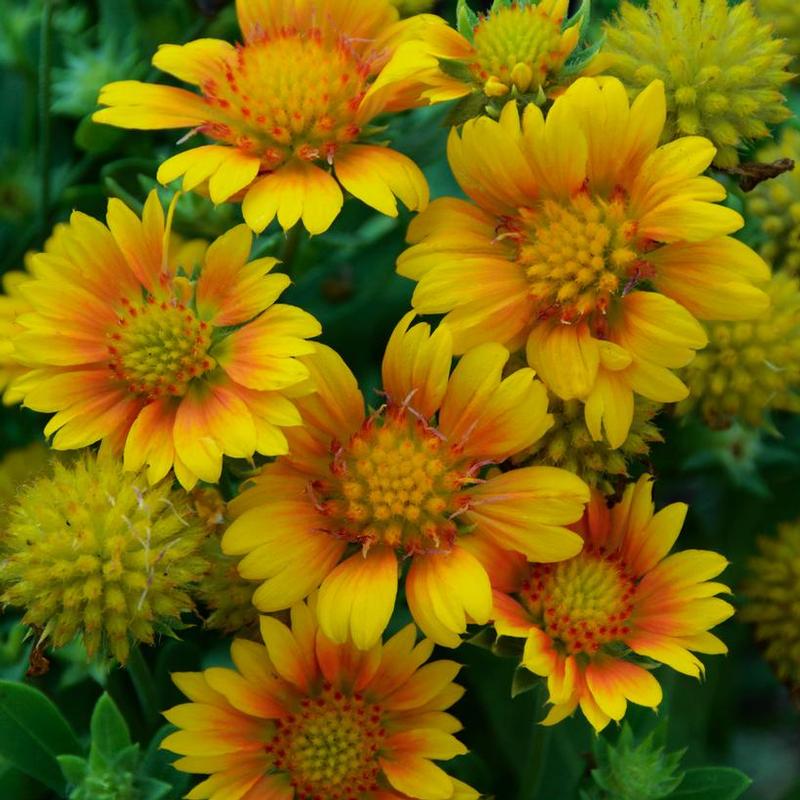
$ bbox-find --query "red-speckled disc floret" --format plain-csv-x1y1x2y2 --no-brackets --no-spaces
200,26,372,170
520,544,637,655
266,682,385,800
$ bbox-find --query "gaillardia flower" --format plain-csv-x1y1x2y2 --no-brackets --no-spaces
162,599,478,800
677,271,800,429
397,77,770,448
490,475,733,731
602,0,793,167
741,520,800,689
223,313,590,650
745,128,800,275
387,0,592,115
11,191,320,489
93,0,434,235
0,451,210,663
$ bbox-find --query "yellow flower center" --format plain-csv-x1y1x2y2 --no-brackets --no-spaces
200,28,368,170
521,545,636,655
107,297,214,399
314,407,473,555
267,682,385,800
508,191,648,325
471,3,572,96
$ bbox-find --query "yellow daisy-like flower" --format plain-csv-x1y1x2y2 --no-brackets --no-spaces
11,191,320,489
745,128,800,275
223,312,590,651
93,0,435,235
741,520,800,689
677,271,800,428
602,0,793,168
162,598,478,800
386,0,587,111
397,77,770,448
489,475,733,731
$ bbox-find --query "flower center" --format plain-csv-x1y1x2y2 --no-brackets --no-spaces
471,3,572,96
107,297,214,399
200,28,369,170
313,408,472,555
508,192,649,324
267,683,385,800
520,545,636,655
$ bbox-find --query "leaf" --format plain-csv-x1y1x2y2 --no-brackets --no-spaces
436,57,474,84
445,92,489,127
56,755,88,787
139,776,174,800
89,693,132,770
668,767,752,800
456,0,479,40
0,680,81,795
510,665,539,698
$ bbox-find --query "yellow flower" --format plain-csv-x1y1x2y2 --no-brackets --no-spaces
385,0,591,114
490,476,733,731
602,0,793,168
0,451,210,663
397,77,770,448
93,0,435,234
745,128,800,275
518,395,663,495
678,271,800,428
741,520,800,689
11,192,320,489
161,598,478,800
755,0,800,62
223,312,590,651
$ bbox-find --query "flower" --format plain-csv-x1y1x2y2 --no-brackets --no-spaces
602,0,793,168
397,77,770,448
191,487,260,637
677,271,800,428
741,520,800,688
11,191,320,489
489,475,733,731
385,0,592,117
93,0,435,235
0,451,210,663
223,312,590,650
755,0,800,63
0,441,50,537
745,128,800,275
517,395,662,495
161,598,478,800
390,0,437,16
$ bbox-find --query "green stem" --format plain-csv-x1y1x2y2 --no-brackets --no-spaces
126,647,160,730
37,0,54,237
280,223,304,275
519,716,552,800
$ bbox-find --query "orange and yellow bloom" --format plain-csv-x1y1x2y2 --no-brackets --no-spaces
397,77,770,448
11,191,320,489
94,0,435,234
162,598,478,800
490,475,733,731
224,312,590,650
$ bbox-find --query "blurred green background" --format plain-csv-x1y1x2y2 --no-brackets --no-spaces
0,0,798,798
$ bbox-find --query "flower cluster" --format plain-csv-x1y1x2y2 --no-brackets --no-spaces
1,0,798,795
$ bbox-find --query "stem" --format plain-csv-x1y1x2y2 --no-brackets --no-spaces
280,223,303,275
518,701,552,800
126,647,160,729
38,0,54,237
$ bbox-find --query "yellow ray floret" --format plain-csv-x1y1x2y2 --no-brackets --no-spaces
223,312,590,651
93,0,438,233
10,191,321,489
397,77,770,448
161,597,479,800
488,475,733,731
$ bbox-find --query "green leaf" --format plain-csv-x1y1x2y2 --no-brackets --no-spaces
668,767,752,800
89,693,131,770
445,91,489,127
510,665,539,698
56,755,88,788
456,0,479,41
74,116,125,155
139,776,174,800
565,0,592,35
436,57,474,84
0,680,82,795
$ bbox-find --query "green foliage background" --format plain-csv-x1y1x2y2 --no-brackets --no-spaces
0,0,798,798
